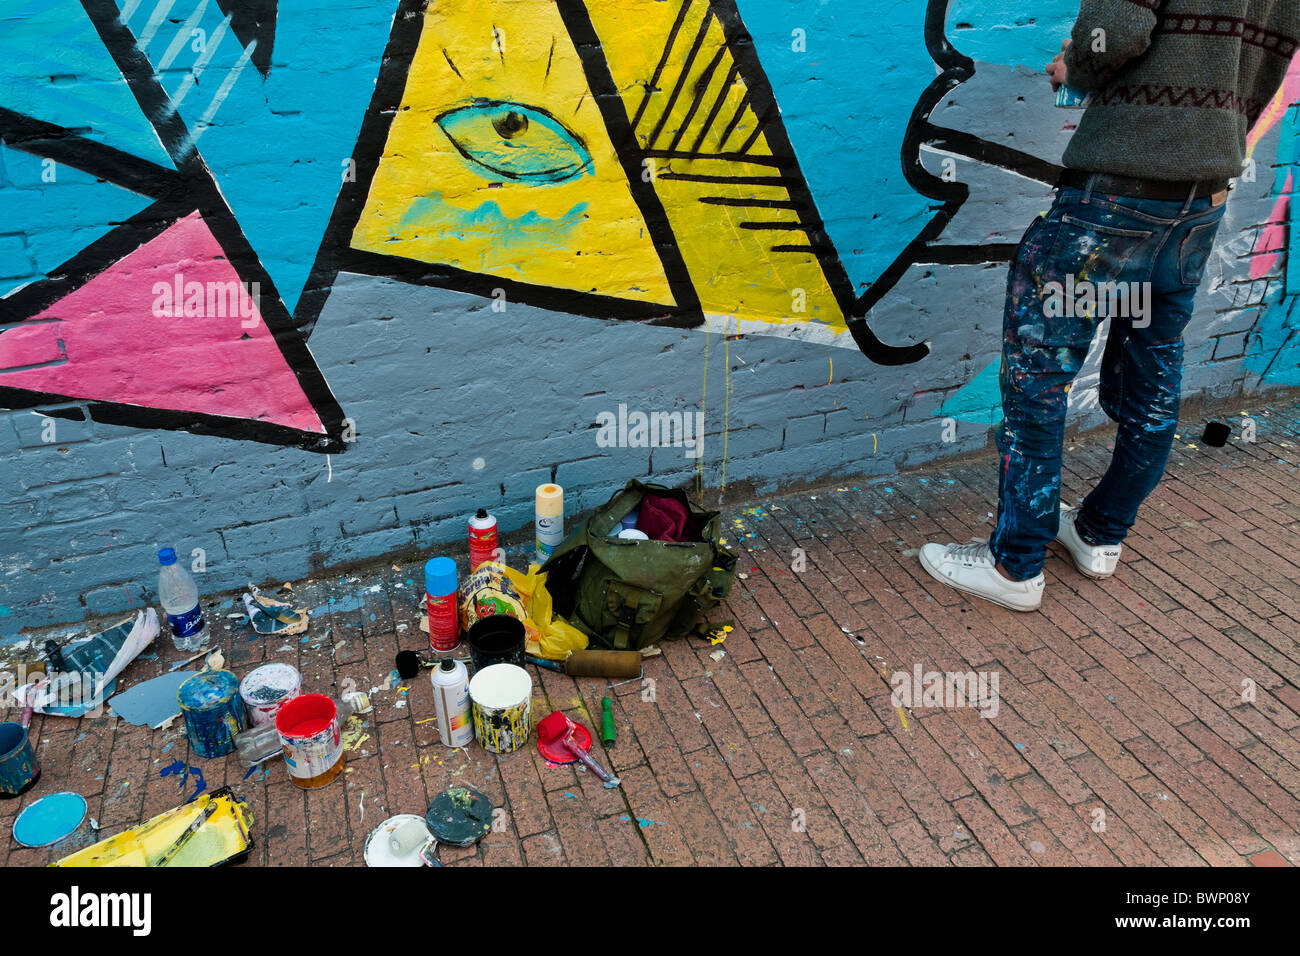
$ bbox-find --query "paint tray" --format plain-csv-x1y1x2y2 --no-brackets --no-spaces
52,788,253,868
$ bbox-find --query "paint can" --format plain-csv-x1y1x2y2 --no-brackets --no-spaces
468,663,532,754
239,663,302,727
466,614,527,672
0,722,39,798
275,693,345,789
178,669,247,759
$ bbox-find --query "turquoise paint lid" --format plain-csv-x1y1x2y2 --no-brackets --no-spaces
425,557,457,598
13,792,86,847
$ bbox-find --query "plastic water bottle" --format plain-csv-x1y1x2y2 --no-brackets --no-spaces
157,547,208,651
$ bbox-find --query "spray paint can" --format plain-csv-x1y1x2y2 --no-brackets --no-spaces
1054,84,1093,108
425,557,459,652
468,508,498,571
534,484,564,563
430,659,473,749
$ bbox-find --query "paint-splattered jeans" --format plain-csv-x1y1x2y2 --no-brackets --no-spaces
989,179,1226,580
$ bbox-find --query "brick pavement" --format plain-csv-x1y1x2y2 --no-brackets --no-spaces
3,396,1299,867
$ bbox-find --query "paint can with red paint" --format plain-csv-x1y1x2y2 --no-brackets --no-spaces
468,508,498,571
275,694,345,789
425,556,459,652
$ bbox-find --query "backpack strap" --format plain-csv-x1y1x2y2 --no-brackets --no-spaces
610,583,648,650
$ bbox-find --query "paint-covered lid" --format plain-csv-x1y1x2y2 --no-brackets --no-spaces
425,787,493,848
467,663,531,710
178,669,241,712
13,792,87,848
239,662,301,705
425,556,457,597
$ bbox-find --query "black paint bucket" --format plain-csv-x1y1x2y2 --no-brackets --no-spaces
466,616,526,673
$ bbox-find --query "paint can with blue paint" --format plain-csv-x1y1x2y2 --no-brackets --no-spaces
0,721,38,798
178,670,247,759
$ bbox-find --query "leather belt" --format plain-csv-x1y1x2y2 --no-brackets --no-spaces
1058,169,1230,202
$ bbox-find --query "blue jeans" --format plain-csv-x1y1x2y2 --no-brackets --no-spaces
989,178,1226,580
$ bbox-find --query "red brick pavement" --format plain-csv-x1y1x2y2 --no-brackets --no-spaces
3,397,1299,867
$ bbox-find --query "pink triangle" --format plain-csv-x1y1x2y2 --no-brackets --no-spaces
0,212,324,433
1251,171,1291,281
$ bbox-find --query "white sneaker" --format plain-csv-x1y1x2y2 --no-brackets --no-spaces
1055,506,1121,579
918,540,1044,612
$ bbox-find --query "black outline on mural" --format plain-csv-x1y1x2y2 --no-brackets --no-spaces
863,0,1063,312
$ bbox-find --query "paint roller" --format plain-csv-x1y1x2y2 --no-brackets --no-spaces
525,650,642,680
535,711,620,789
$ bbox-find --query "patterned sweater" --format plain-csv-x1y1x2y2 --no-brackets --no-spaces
1062,0,1300,181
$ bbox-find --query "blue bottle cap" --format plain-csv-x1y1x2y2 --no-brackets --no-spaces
158,547,177,565
425,556,458,597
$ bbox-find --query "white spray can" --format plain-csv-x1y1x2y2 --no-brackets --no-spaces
534,483,564,563
430,659,473,749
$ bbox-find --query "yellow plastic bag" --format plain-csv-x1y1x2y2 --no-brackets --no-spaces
500,564,588,661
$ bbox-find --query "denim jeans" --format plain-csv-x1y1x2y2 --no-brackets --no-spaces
988,177,1226,580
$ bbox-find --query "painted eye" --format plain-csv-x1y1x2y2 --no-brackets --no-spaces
435,100,594,184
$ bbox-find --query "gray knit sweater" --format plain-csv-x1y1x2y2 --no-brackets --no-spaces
1062,0,1300,181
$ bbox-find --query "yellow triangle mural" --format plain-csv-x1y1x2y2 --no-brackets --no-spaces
586,0,847,330
351,1,677,307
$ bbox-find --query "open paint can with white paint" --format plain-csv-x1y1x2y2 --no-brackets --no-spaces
240,663,302,727
468,664,531,754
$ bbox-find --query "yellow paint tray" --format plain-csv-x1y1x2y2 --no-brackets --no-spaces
53,788,253,867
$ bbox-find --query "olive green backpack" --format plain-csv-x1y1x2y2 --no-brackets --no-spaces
540,480,737,650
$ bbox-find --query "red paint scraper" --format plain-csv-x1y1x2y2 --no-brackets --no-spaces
536,711,620,789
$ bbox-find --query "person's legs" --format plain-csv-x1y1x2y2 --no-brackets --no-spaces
1073,198,1226,547
988,182,1159,580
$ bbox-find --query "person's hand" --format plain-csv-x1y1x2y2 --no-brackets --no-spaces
1046,38,1070,90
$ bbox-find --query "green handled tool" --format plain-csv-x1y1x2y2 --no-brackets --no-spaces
600,697,616,748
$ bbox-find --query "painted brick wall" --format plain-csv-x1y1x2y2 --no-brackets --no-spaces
2,0,1298,631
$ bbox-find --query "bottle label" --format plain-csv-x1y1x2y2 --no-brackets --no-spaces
469,526,498,570
427,593,459,651
167,603,205,638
